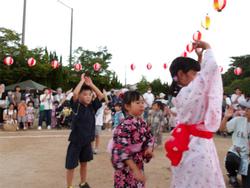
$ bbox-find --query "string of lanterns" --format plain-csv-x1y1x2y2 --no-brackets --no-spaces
3,56,102,72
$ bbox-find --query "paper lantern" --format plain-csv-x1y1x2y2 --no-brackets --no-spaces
234,67,242,76
163,63,168,69
130,64,135,71
93,63,101,71
186,43,194,53
74,63,82,72
181,51,188,57
193,31,202,41
214,0,226,12
3,56,14,66
218,66,223,73
201,14,211,30
146,63,152,70
51,60,60,69
27,57,36,67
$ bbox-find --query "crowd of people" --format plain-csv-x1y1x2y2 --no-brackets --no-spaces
1,41,250,188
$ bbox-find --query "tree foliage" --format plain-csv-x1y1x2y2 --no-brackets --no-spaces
137,76,169,96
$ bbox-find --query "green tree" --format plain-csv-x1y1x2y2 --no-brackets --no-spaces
137,76,150,94
222,55,250,95
150,78,169,96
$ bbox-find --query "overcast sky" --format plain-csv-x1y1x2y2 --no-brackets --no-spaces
1,0,250,84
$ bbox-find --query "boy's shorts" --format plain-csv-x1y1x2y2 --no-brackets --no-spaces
65,142,93,169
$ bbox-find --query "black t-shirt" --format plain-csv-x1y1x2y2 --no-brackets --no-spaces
68,98,102,145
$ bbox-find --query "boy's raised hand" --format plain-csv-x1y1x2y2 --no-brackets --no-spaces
81,74,85,82
85,76,93,87
225,106,234,118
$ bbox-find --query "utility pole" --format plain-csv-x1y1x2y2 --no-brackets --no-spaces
58,0,73,67
22,0,27,45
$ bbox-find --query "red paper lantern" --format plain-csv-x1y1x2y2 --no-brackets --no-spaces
3,56,14,66
181,51,188,57
146,63,152,70
234,67,242,76
186,43,194,53
93,63,101,71
193,31,202,41
51,60,60,69
214,0,226,12
130,64,135,71
74,63,82,72
218,66,223,73
163,63,168,69
27,57,36,67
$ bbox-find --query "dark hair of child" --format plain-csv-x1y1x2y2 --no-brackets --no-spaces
43,88,49,92
152,101,164,110
123,91,142,105
15,85,21,90
114,102,122,108
27,101,34,106
80,85,92,93
53,101,60,105
169,57,201,97
8,103,15,107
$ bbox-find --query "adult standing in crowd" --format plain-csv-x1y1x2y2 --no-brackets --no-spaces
143,87,154,120
231,88,246,110
13,86,22,108
0,84,6,126
54,87,65,103
38,88,53,130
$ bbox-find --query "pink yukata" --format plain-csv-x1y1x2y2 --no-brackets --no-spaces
111,115,153,188
169,49,226,188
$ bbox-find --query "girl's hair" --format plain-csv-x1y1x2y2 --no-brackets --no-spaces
169,57,200,96
152,100,164,110
8,103,14,108
123,91,142,105
27,101,34,105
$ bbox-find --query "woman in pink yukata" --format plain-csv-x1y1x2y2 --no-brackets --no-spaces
111,91,154,188
165,41,226,188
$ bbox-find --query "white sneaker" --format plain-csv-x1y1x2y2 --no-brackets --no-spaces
47,126,51,130
93,149,98,154
37,126,42,130
23,127,27,130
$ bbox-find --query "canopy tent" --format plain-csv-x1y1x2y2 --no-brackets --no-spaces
5,80,47,91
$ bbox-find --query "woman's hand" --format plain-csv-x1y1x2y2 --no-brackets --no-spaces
193,41,211,50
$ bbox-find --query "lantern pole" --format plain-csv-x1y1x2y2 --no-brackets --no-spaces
21,0,27,45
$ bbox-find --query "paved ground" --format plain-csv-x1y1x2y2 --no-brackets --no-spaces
0,129,233,188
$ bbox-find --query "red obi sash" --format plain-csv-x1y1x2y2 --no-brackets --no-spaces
165,123,213,166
